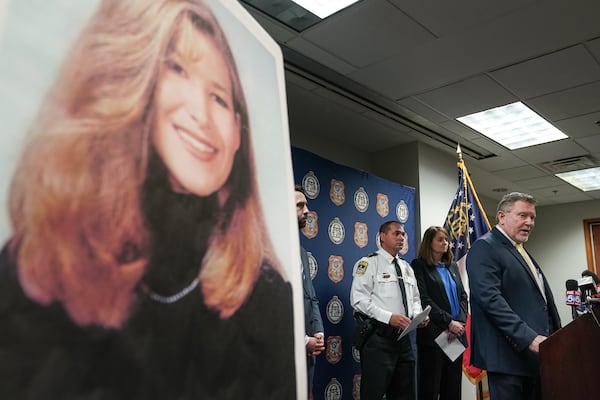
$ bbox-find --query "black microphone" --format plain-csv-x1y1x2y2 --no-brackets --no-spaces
578,276,597,309
565,279,581,320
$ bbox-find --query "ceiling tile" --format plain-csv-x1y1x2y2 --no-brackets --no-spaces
586,37,600,60
300,1,435,68
397,97,448,124
475,153,528,172
416,75,516,118
389,0,537,37
554,111,600,138
512,139,587,164
527,81,600,121
575,134,600,154
494,165,547,180
437,120,479,140
349,1,600,99
490,45,600,99
286,37,357,75
514,175,565,189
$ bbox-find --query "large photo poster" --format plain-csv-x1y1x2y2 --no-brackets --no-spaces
0,1,303,398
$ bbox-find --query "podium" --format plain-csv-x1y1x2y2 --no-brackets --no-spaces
540,307,600,399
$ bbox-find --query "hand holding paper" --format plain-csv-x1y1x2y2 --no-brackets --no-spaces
397,305,431,340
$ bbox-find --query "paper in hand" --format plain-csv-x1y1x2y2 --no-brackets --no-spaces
434,330,466,361
397,305,431,340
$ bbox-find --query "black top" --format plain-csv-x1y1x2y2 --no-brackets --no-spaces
0,163,296,399
411,257,468,348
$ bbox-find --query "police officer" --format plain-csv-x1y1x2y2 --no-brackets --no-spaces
350,221,428,400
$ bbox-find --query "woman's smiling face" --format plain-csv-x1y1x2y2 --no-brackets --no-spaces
153,27,240,197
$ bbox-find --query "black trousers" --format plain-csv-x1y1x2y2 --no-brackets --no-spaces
360,331,415,400
487,372,540,400
417,345,462,400
307,354,316,393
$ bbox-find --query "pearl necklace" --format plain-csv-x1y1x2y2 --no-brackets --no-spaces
144,278,199,304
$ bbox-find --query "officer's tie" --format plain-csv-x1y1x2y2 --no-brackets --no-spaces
393,257,410,317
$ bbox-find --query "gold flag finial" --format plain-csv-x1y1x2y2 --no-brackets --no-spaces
456,144,463,161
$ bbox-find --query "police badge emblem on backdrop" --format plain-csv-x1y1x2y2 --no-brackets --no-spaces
353,187,369,212
302,210,319,239
327,255,344,284
307,251,318,280
302,171,320,200
353,222,368,248
326,295,344,324
326,336,342,364
329,179,345,206
328,217,345,244
376,193,389,217
325,378,343,400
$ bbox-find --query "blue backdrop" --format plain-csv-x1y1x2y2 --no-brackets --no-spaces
292,147,416,400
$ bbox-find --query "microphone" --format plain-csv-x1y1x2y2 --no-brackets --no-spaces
565,279,581,320
579,276,598,310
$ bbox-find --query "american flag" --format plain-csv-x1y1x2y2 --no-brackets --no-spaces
443,147,491,386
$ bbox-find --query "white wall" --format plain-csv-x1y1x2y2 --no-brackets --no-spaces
291,133,371,173
526,199,600,326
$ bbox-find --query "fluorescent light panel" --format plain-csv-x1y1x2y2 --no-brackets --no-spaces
291,0,359,18
457,102,568,150
556,167,600,192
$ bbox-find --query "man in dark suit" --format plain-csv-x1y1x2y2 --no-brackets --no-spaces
467,192,561,400
295,185,325,394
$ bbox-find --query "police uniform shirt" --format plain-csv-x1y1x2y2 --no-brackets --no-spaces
350,251,423,325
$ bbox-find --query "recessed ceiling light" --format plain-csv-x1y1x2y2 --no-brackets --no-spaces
291,0,360,19
456,102,568,150
556,167,600,192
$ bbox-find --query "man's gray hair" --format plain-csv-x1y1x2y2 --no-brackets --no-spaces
496,192,536,221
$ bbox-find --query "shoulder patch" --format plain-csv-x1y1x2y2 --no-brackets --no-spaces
356,260,369,276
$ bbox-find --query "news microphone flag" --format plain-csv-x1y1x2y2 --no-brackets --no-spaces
443,145,490,385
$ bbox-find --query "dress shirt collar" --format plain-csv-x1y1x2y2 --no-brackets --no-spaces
496,225,517,246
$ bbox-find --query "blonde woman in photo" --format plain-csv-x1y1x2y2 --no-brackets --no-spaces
0,1,295,398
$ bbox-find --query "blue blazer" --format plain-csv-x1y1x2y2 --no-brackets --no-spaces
466,227,561,376
301,246,324,336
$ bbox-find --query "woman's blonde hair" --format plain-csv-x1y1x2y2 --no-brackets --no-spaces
417,226,454,267
9,0,281,327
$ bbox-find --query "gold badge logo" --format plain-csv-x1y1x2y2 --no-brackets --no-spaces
329,179,345,206
326,336,343,365
302,210,318,239
352,375,361,400
328,255,345,283
376,193,389,217
354,222,368,248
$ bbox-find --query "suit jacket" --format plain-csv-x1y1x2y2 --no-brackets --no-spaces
411,257,468,347
301,246,324,336
466,227,561,376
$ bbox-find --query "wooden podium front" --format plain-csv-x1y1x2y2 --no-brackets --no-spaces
540,307,600,399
